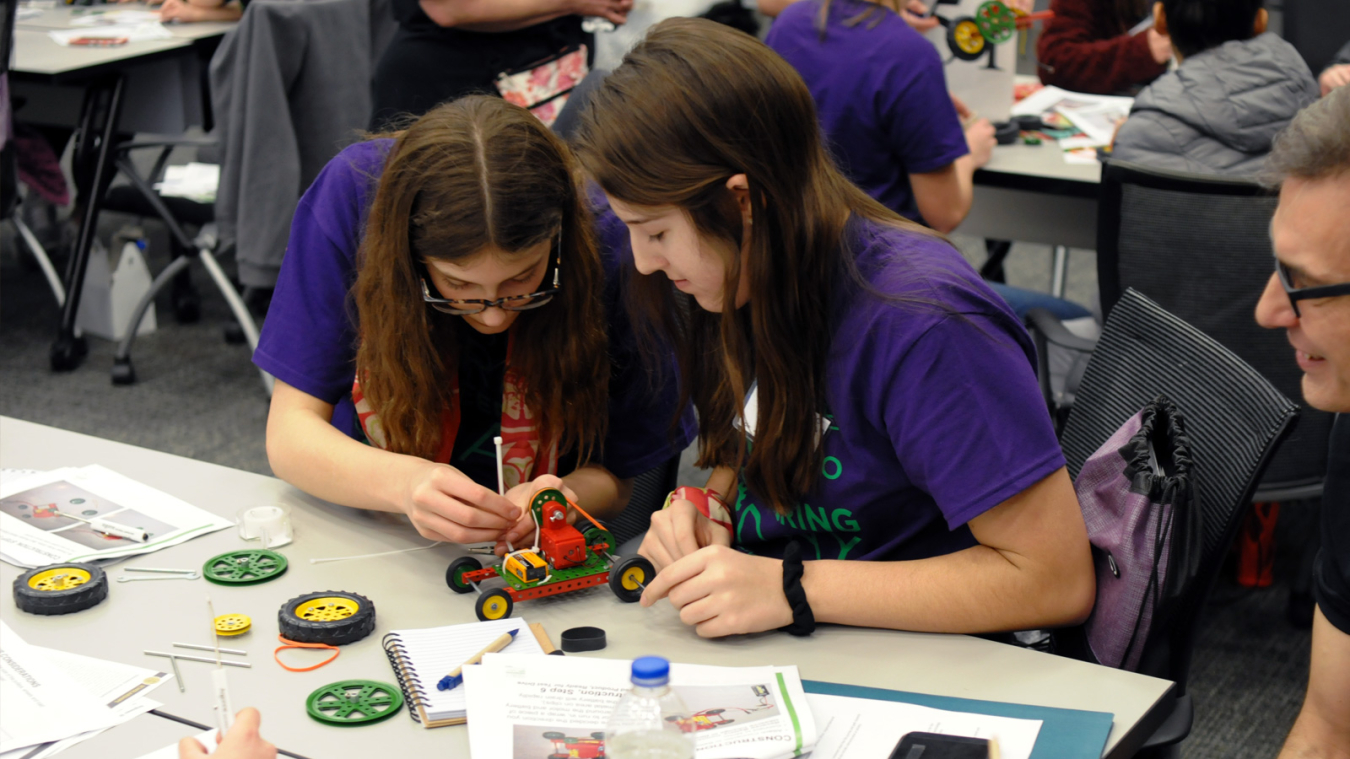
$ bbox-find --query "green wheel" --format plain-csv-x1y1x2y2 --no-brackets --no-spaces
203,549,288,585
305,680,403,726
581,522,615,553
446,556,482,594
976,0,1017,44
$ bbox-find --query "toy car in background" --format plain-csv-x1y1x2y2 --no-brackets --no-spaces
445,487,655,621
542,731,606,759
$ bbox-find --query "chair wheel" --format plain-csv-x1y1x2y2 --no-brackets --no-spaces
111,359,137,386
223,322,246,345
50,334,88,372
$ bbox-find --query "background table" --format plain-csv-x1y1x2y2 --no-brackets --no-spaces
0,418,1173,758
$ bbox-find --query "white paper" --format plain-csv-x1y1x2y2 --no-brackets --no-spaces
156,163,220,204
47,24,172,45
465,654,816,759
5,647,168,759
0,624,121,753
0,465,233,568
132,730,217,759
69,10,164,26
803,694,1040,759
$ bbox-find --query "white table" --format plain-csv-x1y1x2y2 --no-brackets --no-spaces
0,418,1174,758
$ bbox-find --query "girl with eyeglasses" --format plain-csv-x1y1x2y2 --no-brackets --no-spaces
573,19,1095,637
257,96,693,550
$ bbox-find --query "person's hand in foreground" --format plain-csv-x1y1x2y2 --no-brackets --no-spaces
179,708,275,759
494,475,582,555
1321,64,1350,97
638,497,732,572
899,0,939,32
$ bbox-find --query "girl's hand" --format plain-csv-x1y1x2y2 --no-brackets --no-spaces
179,708,275,759
638,498,732,572
401,463,520,544
568,0,632,25
495,474,580,554
899,0,939,33
1146,27,1173,65
639,545,791,638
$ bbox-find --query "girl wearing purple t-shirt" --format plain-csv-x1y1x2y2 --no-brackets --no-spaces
257,97,692,551
573,19,1094,638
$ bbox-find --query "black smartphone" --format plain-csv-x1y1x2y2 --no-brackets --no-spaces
889,732,989,759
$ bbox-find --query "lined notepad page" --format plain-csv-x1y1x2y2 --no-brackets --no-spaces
395,618,544,721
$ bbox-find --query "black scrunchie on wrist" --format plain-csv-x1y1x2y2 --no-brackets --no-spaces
779,539,815,636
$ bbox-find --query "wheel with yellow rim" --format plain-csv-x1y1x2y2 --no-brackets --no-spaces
609,555,655,603
947,16,987,61
278,591,376,645
13,563,108,615
475,588,515,621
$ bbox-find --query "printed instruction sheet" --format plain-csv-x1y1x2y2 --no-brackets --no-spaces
805,693,1041,759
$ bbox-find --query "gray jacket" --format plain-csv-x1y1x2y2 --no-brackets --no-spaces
1112,33,1319,177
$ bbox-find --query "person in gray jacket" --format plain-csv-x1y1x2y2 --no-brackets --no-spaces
1110,0,1319,176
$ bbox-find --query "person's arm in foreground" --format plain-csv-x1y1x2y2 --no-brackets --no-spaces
640,467,1095,637
417,0,629,32
179,708,274,759
1036,0,1169,94
1279,607,1350,759
909,98,995,234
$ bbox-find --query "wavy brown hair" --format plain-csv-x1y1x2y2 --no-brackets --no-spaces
574,18,936,515
354,96,608,463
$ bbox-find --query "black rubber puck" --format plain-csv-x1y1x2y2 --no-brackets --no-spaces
561,626,607,652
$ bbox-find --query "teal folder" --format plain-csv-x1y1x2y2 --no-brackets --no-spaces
803,680,1115,759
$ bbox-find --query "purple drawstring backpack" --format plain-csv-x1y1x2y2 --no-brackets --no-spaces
1075,395,1198,672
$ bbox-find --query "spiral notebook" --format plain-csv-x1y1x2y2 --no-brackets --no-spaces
382,618,551,727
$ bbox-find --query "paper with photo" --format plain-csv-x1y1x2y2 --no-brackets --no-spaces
464,653,816,759
803,693,1040,759
0,465,233,568
48,23,172,45
0,623,121,753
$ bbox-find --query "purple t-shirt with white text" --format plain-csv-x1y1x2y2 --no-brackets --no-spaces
766,0,969,223
254,139,695,483
731,220,1064,562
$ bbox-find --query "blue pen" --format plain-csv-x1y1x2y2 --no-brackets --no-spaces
437,628,518,691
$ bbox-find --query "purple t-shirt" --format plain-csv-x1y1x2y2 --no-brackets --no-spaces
766,0,969,223
731,219,1065,562
254,139,695,482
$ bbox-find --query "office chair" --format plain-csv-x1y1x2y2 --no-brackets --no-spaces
1041,159,1331,499
1039,289,1299,757
607,454,682,548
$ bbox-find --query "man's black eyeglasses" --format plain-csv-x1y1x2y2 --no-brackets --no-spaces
1274,257,1350,318
421,237,561,316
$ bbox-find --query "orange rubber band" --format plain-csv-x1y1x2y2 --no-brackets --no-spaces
274,635,340,672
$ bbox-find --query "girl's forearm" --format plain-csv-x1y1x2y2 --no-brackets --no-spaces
562,465,631,521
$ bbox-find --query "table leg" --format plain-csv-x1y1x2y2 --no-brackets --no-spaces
51,75,126,372
1049,244,1069,298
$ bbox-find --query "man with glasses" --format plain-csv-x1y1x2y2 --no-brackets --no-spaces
1260,87,1350,759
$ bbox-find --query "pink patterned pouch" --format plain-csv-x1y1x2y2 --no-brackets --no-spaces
494,44,589,127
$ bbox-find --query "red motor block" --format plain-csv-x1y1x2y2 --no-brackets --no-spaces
539,502,587,569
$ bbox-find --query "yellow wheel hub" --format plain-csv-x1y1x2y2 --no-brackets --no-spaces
28,567,91,591
294,597,359,622
215,614,253,636
480,597,509,620
955,20,984,54
621,565,647,591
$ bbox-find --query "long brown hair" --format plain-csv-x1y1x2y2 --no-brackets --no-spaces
354,96,608,463
574,18,935,515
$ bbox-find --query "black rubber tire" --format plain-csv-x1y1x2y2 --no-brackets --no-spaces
590,732,605,740
609,555,655,603
278,590,376,645
542,732,566,740
947,16,987,61
475,588,514,621
446,556,482,594
13,563,108,615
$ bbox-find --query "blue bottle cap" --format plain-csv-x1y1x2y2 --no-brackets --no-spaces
631,656,670,686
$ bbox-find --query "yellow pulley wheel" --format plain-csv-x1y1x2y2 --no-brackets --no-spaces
278,591,376,646
14,563,109,615
215,614,252,636
29,567,92,591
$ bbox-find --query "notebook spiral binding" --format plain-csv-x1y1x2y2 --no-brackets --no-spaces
382,631,428,723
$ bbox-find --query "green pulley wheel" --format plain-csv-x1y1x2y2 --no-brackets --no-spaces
975,0,1017,44
305,680,403,726
203,549,289,585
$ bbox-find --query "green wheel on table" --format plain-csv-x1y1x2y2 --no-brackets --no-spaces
202,549,288,585
305,680,403,726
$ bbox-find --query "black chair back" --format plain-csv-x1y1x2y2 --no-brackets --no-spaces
1061,289,1298,691
606,455,681,548
1096,159,1330,496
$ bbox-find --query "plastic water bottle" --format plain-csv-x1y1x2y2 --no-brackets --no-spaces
605,656,696,759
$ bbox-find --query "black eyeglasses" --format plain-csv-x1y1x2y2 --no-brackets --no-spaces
421,237,562,316
1274,257,1350,318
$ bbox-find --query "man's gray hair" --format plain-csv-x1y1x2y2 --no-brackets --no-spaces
1264,87,1350,187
